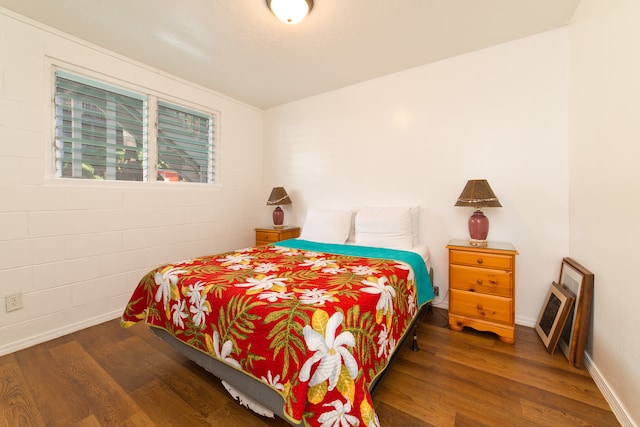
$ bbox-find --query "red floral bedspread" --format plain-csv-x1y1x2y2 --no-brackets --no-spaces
121,242,427,426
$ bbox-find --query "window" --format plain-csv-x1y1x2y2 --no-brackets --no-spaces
54,71,216,183
157,102,214,183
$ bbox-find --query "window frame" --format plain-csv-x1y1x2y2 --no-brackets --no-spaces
48,65,220,185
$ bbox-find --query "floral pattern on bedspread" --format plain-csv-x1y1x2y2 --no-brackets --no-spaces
121,242,428,426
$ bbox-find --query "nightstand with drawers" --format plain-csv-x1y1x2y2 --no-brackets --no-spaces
447,239,518,344
255,226,300,246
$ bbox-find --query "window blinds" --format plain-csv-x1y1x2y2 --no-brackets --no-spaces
54,72,146,181
157,101,214,183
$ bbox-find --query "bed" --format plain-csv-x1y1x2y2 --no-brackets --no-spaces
121,206,434,426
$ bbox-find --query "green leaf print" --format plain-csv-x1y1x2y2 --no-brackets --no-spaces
264,299,311,378
343,305,377,369
216,294,266,354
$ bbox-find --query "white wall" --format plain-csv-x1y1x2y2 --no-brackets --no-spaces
0,10,264,355
264,29,570,326
569,0,640,424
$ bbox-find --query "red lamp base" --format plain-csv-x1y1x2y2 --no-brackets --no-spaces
468,209,489,246
273,206,284,228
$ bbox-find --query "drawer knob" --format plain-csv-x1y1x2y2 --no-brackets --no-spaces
477,258,483,264
477,279,483,285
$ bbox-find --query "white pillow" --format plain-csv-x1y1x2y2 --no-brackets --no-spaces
299,208,354,244
410,206,420,246
355,206,414,249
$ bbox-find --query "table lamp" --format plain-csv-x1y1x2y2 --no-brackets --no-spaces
266,187,292,228
455,179,502,246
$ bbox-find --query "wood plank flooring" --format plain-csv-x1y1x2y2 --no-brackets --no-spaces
0,307,619,426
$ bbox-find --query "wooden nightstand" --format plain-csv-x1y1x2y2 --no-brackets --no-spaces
447,239,518,344
255,226,300,246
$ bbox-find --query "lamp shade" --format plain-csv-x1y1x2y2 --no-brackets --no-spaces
454,180,502,208
266,187,292,206
266,0,313,24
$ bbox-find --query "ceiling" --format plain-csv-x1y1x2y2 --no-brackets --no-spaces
0,0,580,109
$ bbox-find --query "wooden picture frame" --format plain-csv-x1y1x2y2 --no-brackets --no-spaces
557,257,594,368
535,282,575,354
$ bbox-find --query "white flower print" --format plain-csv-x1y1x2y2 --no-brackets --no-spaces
377,324,390,359
322,266,347,275
216,252,253,266
360,276,396,317
376,324,397,361
227,263,252,271
299,312,358,391
351,265,379,276
212,331,241,368
154,266,186,309
254,262,279,273
190,293,210,327
186,281,206,306
256,290,294,302
261,371,285,391
297,288,337,306
318,400,359,427
171,299,188,329
235,274,288,294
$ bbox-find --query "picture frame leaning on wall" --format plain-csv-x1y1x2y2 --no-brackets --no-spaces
535,282,575,354
557,257,594,369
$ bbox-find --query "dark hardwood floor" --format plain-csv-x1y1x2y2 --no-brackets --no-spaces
0,307,619,426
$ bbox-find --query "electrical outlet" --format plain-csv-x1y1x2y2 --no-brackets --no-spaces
434,286,439,297
6,293,23,312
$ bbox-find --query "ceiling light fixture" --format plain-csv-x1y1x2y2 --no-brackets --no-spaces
266,0,314,25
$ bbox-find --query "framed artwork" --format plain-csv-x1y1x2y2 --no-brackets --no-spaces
557,257,594,368
535,282,575,354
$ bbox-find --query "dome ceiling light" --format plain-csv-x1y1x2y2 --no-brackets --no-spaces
266,0,314,25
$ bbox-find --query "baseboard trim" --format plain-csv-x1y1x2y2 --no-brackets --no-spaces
583,352,635,427
0,310,123,357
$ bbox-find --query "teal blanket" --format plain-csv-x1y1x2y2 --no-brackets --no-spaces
274,239,434,307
